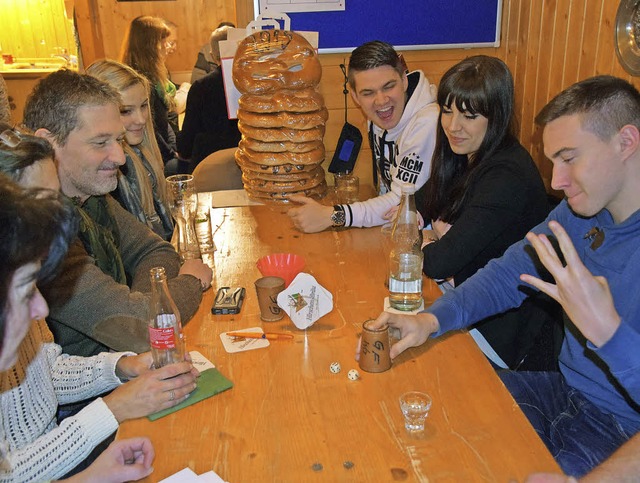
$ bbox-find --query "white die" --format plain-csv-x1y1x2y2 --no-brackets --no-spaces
347,369,360,381
329,362,341,374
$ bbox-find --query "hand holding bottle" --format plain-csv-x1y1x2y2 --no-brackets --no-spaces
103,360,198,422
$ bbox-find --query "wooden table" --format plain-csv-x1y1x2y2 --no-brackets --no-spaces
118,198,560,482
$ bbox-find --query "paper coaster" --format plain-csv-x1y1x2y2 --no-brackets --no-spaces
277,272,333,329
383,296,425,314
220,326,270,353
189,350,216,373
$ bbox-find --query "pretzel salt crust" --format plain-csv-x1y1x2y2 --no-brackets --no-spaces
242,165,325,193
237,122,325,143
238,89,325,113
237,108,328,130
240,138,324,154
236,146,324,166
233,30,322,95
235,149,320,175
245,180,327,203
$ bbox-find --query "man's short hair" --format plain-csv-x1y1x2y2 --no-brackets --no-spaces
209,25,231,64
535,75,640,140
347,40,404,89
23,69,121,146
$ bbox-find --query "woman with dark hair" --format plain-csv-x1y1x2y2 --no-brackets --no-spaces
120,16,184,174
418,55,556,369
0,129,196,481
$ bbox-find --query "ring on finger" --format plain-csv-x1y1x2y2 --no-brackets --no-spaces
169,389,176,402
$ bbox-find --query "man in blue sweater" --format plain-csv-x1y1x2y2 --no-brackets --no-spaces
367,75,640,479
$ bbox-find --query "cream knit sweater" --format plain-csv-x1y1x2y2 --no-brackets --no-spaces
0,320,132,482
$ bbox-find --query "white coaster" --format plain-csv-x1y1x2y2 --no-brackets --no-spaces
189,350,216,373
277,272,333,329
383,296,425,315
220,326,270,353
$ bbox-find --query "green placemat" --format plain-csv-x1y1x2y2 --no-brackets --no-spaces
148,368,233,421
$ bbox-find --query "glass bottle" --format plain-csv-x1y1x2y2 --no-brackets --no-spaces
388,183,424,311
148,266,185,368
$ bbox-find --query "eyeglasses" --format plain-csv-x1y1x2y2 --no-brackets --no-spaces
0,128,22,148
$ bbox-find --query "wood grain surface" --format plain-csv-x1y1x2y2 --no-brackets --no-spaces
118,195,560,482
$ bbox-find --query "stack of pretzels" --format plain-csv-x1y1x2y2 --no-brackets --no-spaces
233,30,327,203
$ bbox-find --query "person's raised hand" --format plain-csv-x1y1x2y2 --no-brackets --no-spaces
356,311,439,361
287,195,334,233
103,360,198,422
521,220,621,347
64,437,154,483
179,258,213,291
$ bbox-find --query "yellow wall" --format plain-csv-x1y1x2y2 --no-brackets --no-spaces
0,0,76,60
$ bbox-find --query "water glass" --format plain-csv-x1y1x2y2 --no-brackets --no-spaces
399,391,432,432
334,173,359,204
166,174,200,261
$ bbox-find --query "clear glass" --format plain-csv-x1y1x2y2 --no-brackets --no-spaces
399,391,432,432
166,174,200,262
333,173,359,203
195,200,215,254
148,266,185,368
388,184,423,310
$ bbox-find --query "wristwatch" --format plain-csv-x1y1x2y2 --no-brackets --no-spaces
331,205,346,227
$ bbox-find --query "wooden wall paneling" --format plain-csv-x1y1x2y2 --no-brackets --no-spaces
234,0,253,28
579,0,604,80
68,0,640,192
74,0,105,66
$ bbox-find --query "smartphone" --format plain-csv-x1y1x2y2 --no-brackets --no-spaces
212,286,246,314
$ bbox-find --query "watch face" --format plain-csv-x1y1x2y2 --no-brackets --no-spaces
331,209,345,227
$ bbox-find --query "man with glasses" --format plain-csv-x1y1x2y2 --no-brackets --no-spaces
288,40,439,232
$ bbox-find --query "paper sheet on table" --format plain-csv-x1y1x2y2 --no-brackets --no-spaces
210,189,262,207
159,467,228,483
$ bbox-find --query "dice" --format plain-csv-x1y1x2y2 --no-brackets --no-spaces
329,362,341,374
347,369,360,381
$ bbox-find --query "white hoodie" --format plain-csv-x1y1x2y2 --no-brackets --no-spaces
342,70,438,228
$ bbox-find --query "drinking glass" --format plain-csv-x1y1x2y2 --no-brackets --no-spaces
399,391,432,432
166,174,200,261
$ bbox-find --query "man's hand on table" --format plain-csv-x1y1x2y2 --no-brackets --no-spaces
356,311,440,360
287,195,334,233
179,258,213,291
103,360,198,422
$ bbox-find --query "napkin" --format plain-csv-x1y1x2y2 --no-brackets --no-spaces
148,367,233,421
276,272,333,329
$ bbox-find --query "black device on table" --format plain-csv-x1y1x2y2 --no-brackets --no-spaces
212,286,246,314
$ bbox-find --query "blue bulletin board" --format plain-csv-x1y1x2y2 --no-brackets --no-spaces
258,0,502,53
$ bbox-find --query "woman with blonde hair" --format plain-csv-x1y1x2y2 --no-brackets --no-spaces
120,16,182,174
86,59,174,240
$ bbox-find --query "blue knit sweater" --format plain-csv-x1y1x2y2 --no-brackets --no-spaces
429,199,640,430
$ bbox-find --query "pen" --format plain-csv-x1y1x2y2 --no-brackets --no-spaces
226,332,294,340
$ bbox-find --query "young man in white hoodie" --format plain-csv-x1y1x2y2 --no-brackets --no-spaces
288,40,439,232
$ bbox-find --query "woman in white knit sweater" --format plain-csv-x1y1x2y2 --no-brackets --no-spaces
0,127,198,481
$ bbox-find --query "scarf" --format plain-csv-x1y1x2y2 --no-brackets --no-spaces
73,196,127,285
